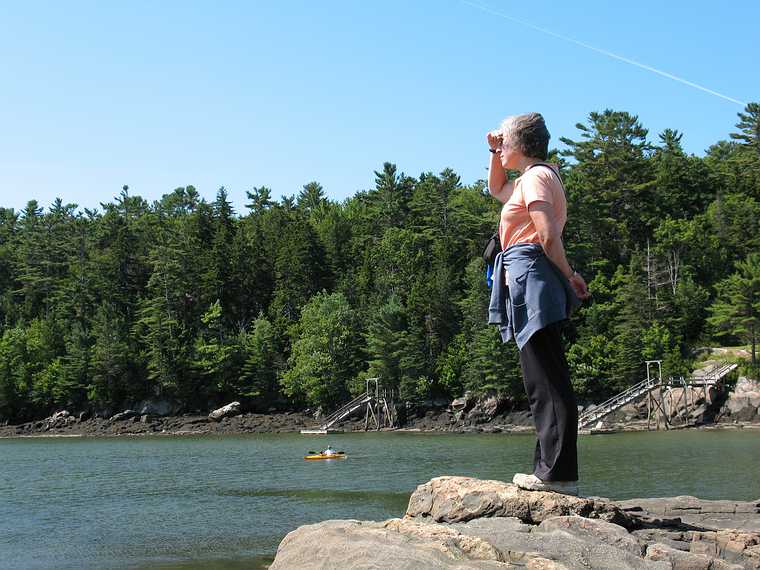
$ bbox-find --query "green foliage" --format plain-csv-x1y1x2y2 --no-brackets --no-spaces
239,314,282,402
708,253,760,366
280,291,360,409
1,104,759,421
89,303,136,408
192,300,243,400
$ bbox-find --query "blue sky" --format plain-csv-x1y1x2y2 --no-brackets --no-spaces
1,0,757,213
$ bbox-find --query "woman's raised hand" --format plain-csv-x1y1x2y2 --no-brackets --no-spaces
487,130,503,151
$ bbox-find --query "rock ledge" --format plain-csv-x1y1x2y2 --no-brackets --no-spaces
270,476,760,569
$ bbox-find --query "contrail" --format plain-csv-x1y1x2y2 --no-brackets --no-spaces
461,0,746,106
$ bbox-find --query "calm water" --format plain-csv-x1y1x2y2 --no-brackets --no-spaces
1,430,759,570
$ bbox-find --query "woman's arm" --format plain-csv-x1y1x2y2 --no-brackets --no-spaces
528,202,590,299
486,131,512,203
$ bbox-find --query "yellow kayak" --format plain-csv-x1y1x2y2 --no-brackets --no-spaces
304,452,347,460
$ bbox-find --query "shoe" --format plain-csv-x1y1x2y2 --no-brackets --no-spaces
512,473,578,496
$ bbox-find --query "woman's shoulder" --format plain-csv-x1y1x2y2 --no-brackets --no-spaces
526,163,560,181
520,164,562,191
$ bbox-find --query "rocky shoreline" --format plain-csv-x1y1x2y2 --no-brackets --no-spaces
1,376,757,438
1,408,758,439
269,475,760,569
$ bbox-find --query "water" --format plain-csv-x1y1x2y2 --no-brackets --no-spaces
1,430,758,570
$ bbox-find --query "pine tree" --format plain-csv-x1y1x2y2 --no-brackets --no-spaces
365,296,408,392
708,253,760,367
192,300,242,400
297,181,326,214
89,303,135,408
239,314,282,404
561,110,655,272
611,258,650,389
652,129,713,219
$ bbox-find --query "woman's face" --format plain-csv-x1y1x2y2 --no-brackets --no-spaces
499,137,522,170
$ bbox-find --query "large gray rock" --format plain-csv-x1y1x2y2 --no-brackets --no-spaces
405,476,627,525
644,542,744,570
109,410,138,422
452,517,661,570
450,393,472,413
722,377,760,422
537,515,643,556
208,401,241,422
467,393,508,424
45,410,77,429
616,495,760,532
271,476,760,570
269,518,509,569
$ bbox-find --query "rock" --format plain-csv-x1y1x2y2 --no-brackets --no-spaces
405,476,626,525
140,414,151,423
269,518,509,569
644,542,744,570
662,386,711,421
450,395,471,413
467,392,508,424
452,517,658,570
721,377,760,422
109,410,138,422
537,516,643,556
616,496,760,532
44,410,75,429
208,401,241,422
78,411,90,422
527,559,572,570
272,476,760,570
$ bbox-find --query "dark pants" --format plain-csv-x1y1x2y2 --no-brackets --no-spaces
518,322,578,482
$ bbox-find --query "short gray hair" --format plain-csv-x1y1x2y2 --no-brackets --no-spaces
500,113,550,161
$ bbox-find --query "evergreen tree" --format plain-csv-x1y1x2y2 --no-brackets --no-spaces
192,300,242,400
652,129,713,219
708,253,760,367
297,181,326,214
89,303,138,408
244,186,274,214
365,296,408,392
561,110,655,271
610,259,650,390
239,314,282,403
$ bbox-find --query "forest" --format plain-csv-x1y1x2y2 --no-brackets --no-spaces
1,105,759,422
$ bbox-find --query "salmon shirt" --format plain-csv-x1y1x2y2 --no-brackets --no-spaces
498,164,567,250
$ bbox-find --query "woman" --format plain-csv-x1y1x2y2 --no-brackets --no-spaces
486,112,590,496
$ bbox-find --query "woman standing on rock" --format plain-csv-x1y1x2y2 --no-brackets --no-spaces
486,112,590,496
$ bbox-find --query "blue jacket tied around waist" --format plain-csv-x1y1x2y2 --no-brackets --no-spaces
488,243,580,350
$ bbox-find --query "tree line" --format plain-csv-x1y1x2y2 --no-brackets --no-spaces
1,104,759,422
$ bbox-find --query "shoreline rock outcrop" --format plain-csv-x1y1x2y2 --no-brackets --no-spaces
208,401,242,422
270,476,760,569
719,377,760,424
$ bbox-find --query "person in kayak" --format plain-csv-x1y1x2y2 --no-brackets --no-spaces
322,445,336,456
486,112,590,496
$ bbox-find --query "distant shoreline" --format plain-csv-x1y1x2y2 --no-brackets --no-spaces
2,410,758,440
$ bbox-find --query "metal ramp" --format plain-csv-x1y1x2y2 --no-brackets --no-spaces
578,360,738,430
578,375,661,429
300,378,397,434
689,362,738,384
